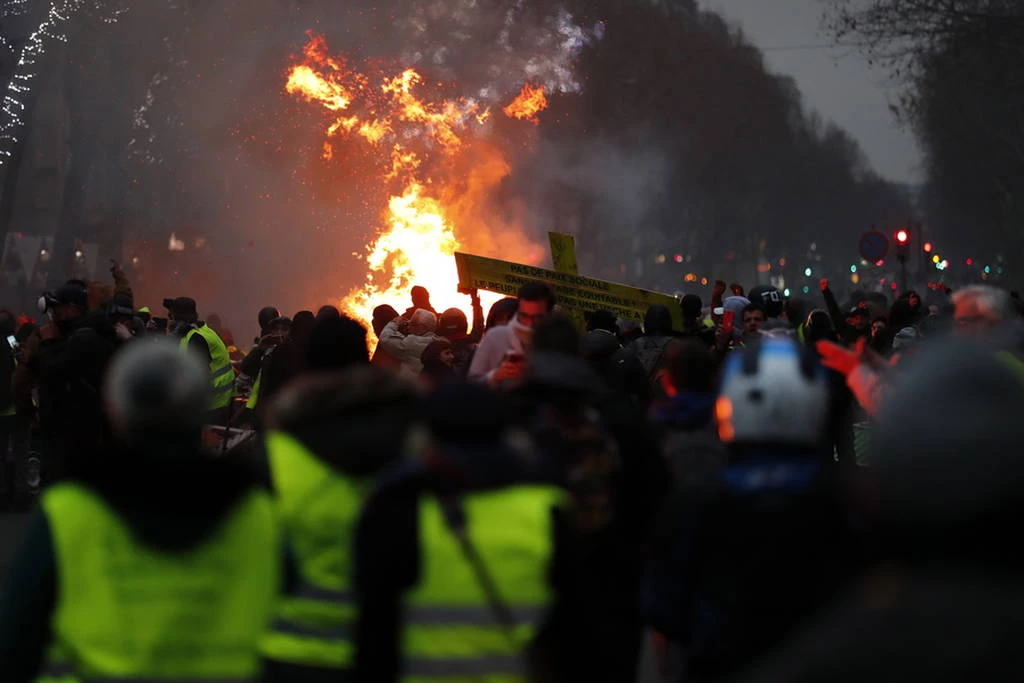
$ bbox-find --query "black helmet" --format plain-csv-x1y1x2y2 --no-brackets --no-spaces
748,285,784,318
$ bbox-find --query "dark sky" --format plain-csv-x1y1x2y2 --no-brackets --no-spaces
708,0,922,183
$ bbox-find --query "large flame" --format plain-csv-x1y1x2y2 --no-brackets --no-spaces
286,33,544,327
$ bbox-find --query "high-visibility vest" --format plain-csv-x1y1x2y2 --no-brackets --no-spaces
261,431,371,670
181,325,235,410
246,372,261,411
38,482,280,683
402,485,562,683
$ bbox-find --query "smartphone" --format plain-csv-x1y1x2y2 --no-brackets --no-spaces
6,334,17,349
722,310,735,336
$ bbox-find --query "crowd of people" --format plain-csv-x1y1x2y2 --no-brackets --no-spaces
1,261,1022,683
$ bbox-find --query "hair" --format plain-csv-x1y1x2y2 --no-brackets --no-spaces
316,305,341,321
306,316,370,371
680,294,702,321
784,298,809,326
258,306,280,331
516,281,556,310
534,314,580,356
485,297,518,329
0,309,15,337
372,304,400,337
663,339,715,393
408,309,438,336
586,309,618,333
952,285,1013,323
742,302,766,318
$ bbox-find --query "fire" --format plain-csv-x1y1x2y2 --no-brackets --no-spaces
286,33,546,327
503,83,548,124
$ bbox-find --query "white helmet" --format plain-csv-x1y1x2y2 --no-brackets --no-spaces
716,338,829,447
104,339,210,441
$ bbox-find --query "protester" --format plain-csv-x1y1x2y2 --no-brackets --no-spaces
258,310,316,407
378,309,440,379
741,301,767,344
262,366,419,683
419,338,459,388
403,285,437,318
305,315,370,371
582,309,650,408
624,304,677,385
165,296,234,420
0,341,281,682
436,289,484,376
469,282,556,386
484,296,518,330
679,294,715,347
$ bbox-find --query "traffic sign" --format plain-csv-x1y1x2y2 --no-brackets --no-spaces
859,231,889,262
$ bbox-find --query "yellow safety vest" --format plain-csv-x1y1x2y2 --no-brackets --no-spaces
402,485,562,683
39,483,280,682
181,325,235,410
246,372,262,411
260,431,371,670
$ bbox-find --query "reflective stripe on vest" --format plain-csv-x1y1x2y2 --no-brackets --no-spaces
261,431,370,670
41,484,279,682
180,326,234,409
402,486,562,682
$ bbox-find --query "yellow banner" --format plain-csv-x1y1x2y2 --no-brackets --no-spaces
455,252,682,329
548,232,579,275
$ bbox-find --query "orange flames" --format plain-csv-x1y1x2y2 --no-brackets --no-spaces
286,33,545,327
503,83,548,124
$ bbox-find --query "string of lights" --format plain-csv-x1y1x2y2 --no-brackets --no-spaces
0,0,125,169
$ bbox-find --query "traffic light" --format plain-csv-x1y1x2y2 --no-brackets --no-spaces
923,242,933,253
894,228,910,260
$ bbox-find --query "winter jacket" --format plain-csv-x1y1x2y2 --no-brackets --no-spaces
378,320,439,379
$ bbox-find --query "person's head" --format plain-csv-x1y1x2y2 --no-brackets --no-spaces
107,294,136,333
784,298,809,328
136,306,152,325
42,281,88,324
643,304,674,336
162,297,198,327
748,285,784,319
408,309,438,336
661,338,715,396
438,308,469,340
258,306,280,332
534,314,581,356
306,315,370,371
680,294,703,324
317,304,341,321
104,339,208,447
716,338,829,450
871,316,888,337
742,302,766,336
617,318,643,343
586,309,618,334
515,282,556,329
0,309,15,338
486,297,518,329
846,305,870,331
952,285,1012,339
290,310,317,343
266,316,292,341
421,338,455,371
411,285,432,309
804,309,837,345
371,304,399,337
904,290,922,309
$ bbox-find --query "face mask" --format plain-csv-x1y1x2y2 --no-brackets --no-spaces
511,317,534,347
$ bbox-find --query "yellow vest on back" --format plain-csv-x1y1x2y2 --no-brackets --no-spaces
402,485,562,683
261,431,371,670
181,325,234,409
40,482,279,682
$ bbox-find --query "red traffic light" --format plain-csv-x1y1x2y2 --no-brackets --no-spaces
895,229,909,245
966,258,974,266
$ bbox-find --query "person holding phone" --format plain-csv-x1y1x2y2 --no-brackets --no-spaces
468,281,556,387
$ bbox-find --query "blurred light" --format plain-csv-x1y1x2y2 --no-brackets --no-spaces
686,254,693,263
656,254,666,264
941,260,949,269
700,277,709,286
783,288,791,297
849,264,857,273
890,282,899,290
851,273,860,284
932,254,941,264
966,258,974,266
39,249,47,256
802,286,810,294
875,259,885,267
895,229,909,244
673,254,684,263
998,267,1005,275
778,258,787,267
757,263,772,273
923,242,933,253
803,267,812,277
984,265,992,274
684,273,697,282
131,256,140,266
810,242,817,251
74,250,83,259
